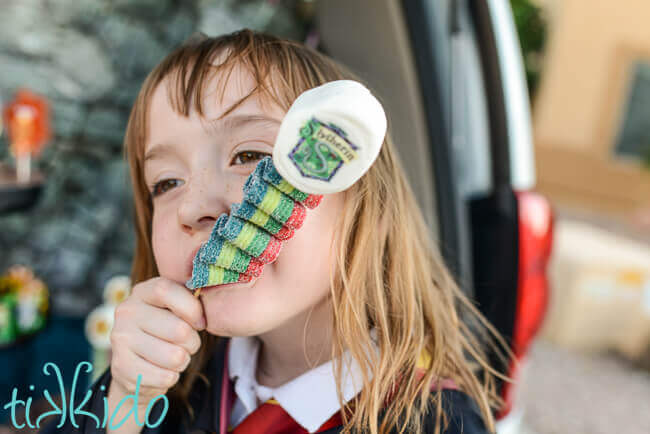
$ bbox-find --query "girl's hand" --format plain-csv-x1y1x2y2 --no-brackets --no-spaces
107,277,205,428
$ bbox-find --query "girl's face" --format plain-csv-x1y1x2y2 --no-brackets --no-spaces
143,63,344,337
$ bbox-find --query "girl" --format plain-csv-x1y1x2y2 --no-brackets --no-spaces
54,29,506,434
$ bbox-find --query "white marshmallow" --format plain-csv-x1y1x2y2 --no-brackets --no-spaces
272,80,387,194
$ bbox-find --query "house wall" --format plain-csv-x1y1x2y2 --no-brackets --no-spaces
532,0,650,218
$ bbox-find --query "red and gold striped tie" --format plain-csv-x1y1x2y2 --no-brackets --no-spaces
229,398,343,434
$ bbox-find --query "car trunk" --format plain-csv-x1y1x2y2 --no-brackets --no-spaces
314,0,553,423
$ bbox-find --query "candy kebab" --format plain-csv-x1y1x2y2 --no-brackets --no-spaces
186,80,387,296
186,160,320,291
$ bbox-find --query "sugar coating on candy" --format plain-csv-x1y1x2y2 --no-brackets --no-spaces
196,236,263,277
243,175,291,223
206,264,253,285
273,224,295,241
231,201,295,241
186,261,253,289
192,215,237,260
187,156,326,291
255,235,282,263
243,174,307,230
258,157,323,209
186,260,210,289
283,201,306,230
217,215,282,263
302,194,323,208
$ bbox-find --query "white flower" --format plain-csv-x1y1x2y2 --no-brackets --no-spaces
103,275,131,306
17,303,37,330
85,305,115,350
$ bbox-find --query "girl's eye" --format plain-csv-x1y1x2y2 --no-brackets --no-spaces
151,179,184,197
232,150,271,166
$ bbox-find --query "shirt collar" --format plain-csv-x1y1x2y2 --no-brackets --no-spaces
228,334,376,433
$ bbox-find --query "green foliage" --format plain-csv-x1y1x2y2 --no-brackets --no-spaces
510,0,547,98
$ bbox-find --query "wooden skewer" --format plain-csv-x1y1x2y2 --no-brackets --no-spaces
194,288,202,298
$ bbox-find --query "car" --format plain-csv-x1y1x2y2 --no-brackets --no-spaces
312,0,554,431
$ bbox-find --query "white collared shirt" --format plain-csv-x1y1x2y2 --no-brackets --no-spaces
227,335,375,433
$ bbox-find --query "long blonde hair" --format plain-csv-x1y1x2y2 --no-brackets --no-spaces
123,29,507,433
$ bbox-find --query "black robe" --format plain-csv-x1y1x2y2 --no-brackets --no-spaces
39,338,490,433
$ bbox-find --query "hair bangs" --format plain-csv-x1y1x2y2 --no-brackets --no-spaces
157,32,309,126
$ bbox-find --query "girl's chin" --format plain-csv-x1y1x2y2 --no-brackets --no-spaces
199,276,261,310
200,281,287,337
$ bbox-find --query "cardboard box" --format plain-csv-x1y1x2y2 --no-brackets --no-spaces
540,220,650,359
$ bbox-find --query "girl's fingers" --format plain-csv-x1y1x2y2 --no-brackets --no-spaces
112,347,180,393
133,278,205,330
137,304,202,355
129,329,192,373
109,277,202,404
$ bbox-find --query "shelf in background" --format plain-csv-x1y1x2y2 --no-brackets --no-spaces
0,163,44,214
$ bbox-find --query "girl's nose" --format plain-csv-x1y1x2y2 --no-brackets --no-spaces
177,177,229,235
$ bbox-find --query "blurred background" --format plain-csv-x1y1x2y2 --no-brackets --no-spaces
0,1,648,433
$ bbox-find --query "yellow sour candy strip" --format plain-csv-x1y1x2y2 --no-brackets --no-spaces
208,266,224,285
258,185,282,216
220,241,237,269
234,221,257,250
249,207,271,228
